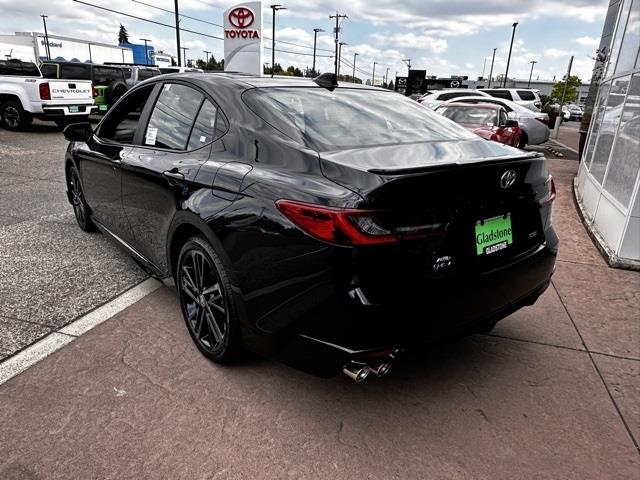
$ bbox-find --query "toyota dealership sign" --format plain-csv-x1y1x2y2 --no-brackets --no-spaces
224,1,263,75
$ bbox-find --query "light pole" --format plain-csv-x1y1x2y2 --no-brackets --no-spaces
372,61,377,86
352,52,359,83
402,58,411,76
40,15,51,60
503,22,518,87
181,46,189,66
203,50,211,69
88,42,92,63
312,28,323,76
488,47,497,87
338,42,347,77
527,60,537,88
174,0,181,66
140,38,151,65
270,5,286,78
385,67,389,85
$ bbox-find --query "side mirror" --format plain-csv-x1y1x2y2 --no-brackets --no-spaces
504,119,519,128
63,122,93,142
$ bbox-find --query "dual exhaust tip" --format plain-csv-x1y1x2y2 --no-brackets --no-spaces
342,358,393,383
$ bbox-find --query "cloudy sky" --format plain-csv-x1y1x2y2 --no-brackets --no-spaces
0,0,608,83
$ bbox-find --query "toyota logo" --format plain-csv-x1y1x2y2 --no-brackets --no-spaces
500,170,517,189
228,7,255,28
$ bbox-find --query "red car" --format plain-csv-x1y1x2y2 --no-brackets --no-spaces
435,102,522,147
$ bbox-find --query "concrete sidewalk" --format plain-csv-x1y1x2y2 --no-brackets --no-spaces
1,158,639,479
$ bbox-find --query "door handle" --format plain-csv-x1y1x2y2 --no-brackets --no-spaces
112,159,122,169
163,170,185,183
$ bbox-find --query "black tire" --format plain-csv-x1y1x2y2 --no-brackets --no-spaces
68,165,97,232
0,100,32,131
518,131,528,149
106,80,128,107
176,235,242,363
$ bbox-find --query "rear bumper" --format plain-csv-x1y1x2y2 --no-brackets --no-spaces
40,104,96,117
276,239,557,377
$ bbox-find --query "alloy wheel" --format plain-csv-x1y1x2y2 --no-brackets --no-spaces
178,249,228,353
3,106,20,128
69,168,87,226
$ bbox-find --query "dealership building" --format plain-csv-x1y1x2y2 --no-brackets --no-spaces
575,0,640,268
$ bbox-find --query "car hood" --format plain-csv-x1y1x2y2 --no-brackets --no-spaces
319,138,541,197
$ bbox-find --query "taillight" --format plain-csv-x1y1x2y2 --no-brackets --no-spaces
535,116,549,126
275,200,441,246
539,176,556,207
39,82,51,100
92,85,98,98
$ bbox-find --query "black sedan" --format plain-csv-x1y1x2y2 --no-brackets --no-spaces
63,73,558,382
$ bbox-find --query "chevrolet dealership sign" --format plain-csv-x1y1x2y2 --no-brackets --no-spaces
224,1,263,75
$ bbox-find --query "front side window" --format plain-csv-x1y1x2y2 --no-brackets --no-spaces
244,87,474,151
99,84,155,144
144,83,204,150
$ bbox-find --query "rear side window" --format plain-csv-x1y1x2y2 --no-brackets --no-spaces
516,90,536,101
439,91,474,101
145,83,204,150
0,60,40,76
60,63,91,80
485,90,513,100
187,100,225,150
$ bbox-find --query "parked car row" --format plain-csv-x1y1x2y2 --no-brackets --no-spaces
418,88,542,112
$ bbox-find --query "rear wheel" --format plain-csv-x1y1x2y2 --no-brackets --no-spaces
68,165,97,232
176,236,242,363
0,100,32,131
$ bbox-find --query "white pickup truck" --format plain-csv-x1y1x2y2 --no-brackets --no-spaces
0,59,96,130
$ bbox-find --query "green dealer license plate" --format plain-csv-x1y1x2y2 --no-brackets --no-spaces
475,214,513,255
69,106,79,113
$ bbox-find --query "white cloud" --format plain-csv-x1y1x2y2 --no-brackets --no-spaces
575,35,600,46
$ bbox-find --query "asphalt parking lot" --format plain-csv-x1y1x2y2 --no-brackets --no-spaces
0,123,638,478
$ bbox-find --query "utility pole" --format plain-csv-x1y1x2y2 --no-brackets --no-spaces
270,5,286,78
203,50,211,68
338,42,347,77
181,46,189,66
352,52,358,83
488,47,496,87
482,57,487,78
402,58,411,76
503,22,518,87
140,38,151,65
40,15,51,60
372,61,377,85
88,43,92,63
312,28,323,76
551,55,574,139
385,67,389,85
174,0,181,66
329,12,348,77
527,60,537,88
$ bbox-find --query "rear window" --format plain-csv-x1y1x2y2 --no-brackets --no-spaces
516,90,536,101
60,63,91,80
0,60,40,77
437,106,498,126
438,91,475,101
485,90,513,100
93,66,124,85
243,87,474,151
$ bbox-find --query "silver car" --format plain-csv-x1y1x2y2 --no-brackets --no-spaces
441,96,550,147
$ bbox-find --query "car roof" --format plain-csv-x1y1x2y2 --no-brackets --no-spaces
438,102,501,109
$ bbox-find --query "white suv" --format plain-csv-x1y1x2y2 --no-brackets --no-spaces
482,88,542,111
417,89,492,109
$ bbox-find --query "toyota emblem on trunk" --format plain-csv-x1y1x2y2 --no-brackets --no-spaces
500,170,517,189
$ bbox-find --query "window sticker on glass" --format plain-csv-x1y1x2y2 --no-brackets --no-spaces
164,84,171,91
200,135,207,143
145,127,158,145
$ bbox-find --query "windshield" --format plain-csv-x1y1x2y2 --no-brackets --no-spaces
243,87,474,151
437,106,498,126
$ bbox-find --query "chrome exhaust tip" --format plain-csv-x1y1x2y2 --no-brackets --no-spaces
342,363,370,383
370,362,392,377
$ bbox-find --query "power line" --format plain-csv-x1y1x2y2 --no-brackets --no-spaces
131,0,224,28
263,46,333,58
73,0,224,40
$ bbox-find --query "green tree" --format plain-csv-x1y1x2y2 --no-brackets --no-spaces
118,24,129,44
550,75,581,103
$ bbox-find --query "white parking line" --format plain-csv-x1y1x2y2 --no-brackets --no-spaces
0,278,162,386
